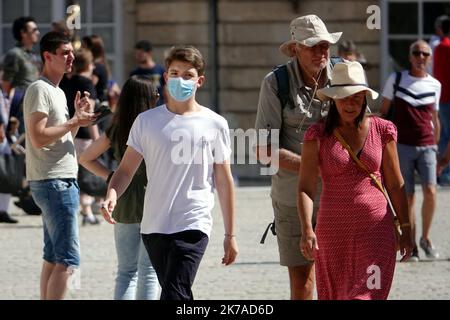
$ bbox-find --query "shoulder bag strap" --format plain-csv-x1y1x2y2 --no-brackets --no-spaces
333,129,402,236
333,129,388,199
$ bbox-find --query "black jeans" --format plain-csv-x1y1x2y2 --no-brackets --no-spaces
142,230,209,300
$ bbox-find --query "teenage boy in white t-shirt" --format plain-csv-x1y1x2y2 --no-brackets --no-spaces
102,45,238,300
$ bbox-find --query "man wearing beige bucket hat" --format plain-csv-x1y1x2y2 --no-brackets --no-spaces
255,14,342,300
297,61,413,299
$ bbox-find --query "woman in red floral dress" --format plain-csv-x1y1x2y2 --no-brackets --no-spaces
297,61,413,300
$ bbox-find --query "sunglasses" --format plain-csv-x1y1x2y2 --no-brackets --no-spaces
412,50,430,57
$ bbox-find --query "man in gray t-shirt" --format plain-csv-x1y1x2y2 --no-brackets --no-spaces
2,16,41,93
255,15,342,300
23,31,94,300
2,17,41,134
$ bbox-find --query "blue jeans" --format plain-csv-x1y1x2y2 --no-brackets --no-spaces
29,179,80,268
114,223,159,300
439,102,450,182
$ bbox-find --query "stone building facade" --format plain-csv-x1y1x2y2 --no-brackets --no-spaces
123,0,381,181
1,0,448,181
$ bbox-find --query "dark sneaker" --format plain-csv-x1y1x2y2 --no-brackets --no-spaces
406,247,420,262
420,237,439,259
0,211,18,223
438,175,450,186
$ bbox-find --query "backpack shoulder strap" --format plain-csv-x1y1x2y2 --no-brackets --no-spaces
393,71,402,96
385,71,402,120
273,64,290,109
273,57,343,109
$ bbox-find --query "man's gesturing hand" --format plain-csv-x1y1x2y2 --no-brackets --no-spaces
74,91,96,127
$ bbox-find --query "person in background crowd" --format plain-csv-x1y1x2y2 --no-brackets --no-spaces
434,18,450,185
380,40,441,262
130,40,166,105
2,16,41,135
51,20,81,51
428,15,449,75
0,82,17,224
337,39,370,70
60,48,100,226
82,35,110,102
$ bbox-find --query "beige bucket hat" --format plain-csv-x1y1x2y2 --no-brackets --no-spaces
279,15,342,57
316,61,378,100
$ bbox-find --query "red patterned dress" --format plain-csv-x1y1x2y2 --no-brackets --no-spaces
304,116,397,300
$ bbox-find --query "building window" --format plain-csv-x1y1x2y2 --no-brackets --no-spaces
382,0,450,80
0,0,61,58
1,0,123,84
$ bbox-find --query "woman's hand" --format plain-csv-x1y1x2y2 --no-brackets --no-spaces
101,195,117,224
399,227,414,262
300,229,318,261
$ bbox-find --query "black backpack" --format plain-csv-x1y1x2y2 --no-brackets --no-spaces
260,56,344,244
272,56,344,110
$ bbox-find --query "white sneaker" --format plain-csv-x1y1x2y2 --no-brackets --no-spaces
420,238,440,259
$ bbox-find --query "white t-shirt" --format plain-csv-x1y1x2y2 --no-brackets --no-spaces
382,70,441,110
23,78,78,181
127,105,232,237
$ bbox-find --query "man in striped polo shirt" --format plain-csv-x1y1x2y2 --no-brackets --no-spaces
380,40,441,262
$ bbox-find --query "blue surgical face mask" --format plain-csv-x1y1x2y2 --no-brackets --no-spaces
167,77,197,102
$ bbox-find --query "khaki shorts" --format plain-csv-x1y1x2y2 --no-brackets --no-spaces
272,200,317,267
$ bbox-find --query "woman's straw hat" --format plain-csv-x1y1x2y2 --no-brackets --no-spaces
317,61,378,101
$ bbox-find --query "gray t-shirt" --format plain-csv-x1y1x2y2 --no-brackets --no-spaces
23,78,78,181
255,58,331,206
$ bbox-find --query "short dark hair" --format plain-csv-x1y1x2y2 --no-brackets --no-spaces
165,45,205,76
338,40,357,55
135,40,152,52
40,31,71,64
442,18,450,35
12,16,36,42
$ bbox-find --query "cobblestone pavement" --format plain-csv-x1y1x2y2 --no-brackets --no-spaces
0,186,449,300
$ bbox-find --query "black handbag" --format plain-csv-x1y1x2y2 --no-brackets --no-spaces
0,152,25,194
77,165,107,197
